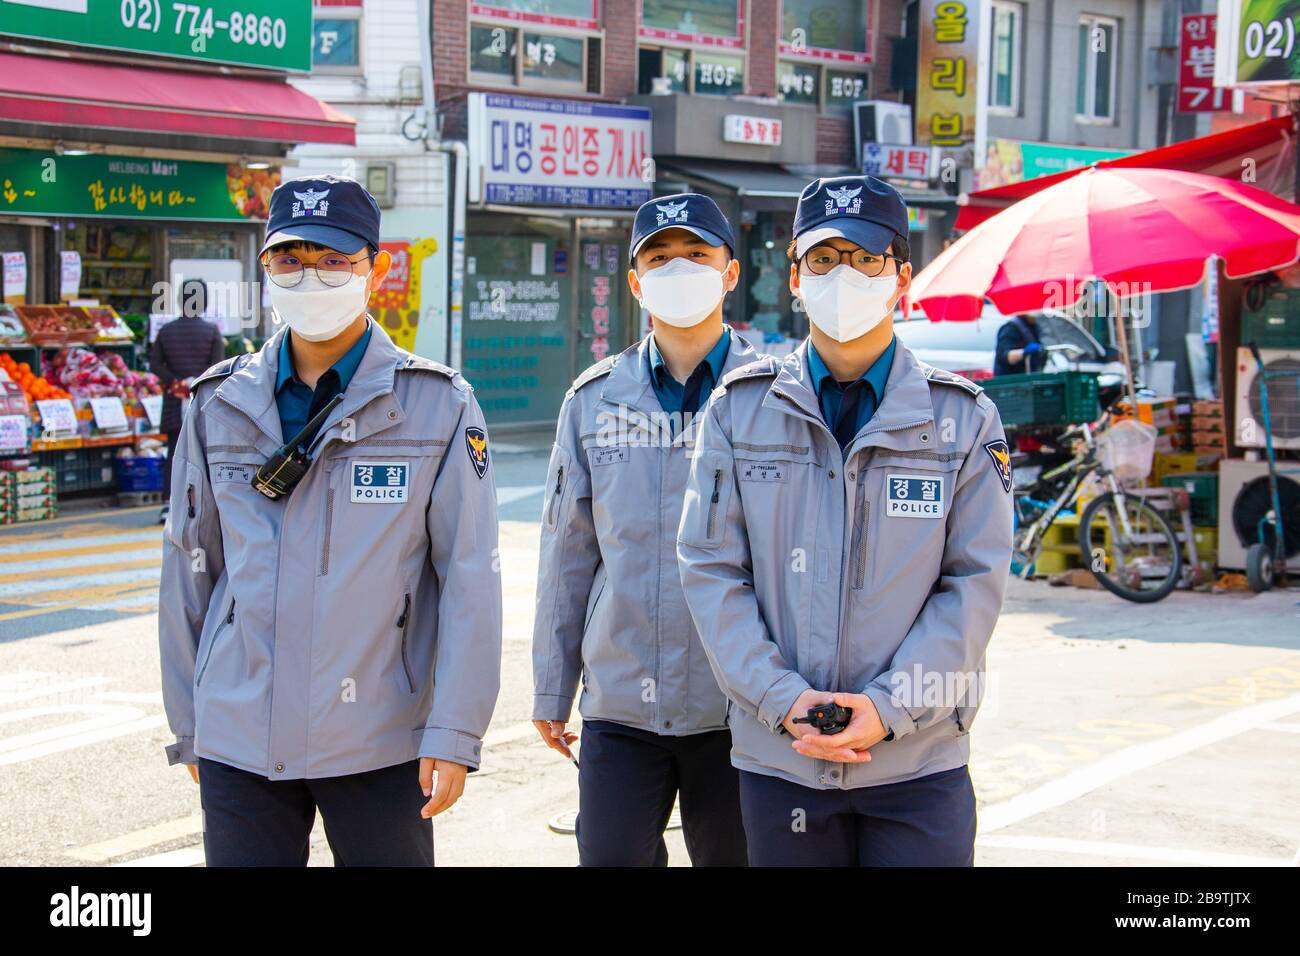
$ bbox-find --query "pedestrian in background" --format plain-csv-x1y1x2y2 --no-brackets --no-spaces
150,278,224,522
532,193,755,866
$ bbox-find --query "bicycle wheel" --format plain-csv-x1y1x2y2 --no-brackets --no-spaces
1079,492,1182,603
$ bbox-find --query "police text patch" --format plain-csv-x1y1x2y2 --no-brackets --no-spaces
350,461,409,503
885,474,945,519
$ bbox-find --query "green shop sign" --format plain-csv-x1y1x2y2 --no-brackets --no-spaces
1233,0,1300,84
0,0,312,73
0,148,280,221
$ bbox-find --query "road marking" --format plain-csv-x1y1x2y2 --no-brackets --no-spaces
0,567,161,601
67,814,203,863
0,531,160,556
1259,721,1300,734
981,691,1300,833
0,556,160,587
0,540,161,565
0,710,167,766
0,676,111,705
977,835,1291,867
497,484,545,506
114,846,205,868
0,548,160,576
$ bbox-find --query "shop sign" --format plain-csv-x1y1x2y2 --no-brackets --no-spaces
468,94,653,208
975,139,1134,190
723,115,783,146
1216,0,1300,85
89,397,128,432
2,252,25,303
0,148,279,222
1179,14,1234,111
862,143,934,181
0,0,312,73
915,0,978,146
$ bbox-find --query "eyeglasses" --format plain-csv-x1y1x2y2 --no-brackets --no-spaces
264,251,369,288
802,244,905,278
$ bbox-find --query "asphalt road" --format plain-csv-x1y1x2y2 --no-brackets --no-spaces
1,428,1297,866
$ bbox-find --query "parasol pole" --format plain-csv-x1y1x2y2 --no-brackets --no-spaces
1108,281,1139,412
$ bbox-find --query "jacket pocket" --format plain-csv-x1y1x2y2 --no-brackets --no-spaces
543,443,573,530
165,461,205,551
850,478,870,591
583,572,607,631
397,592,416,694
678,453,732,550
196,598,235,687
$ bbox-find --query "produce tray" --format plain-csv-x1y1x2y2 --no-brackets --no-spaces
982,371,1099,427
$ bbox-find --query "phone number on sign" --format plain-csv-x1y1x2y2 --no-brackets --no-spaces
120,1,288,50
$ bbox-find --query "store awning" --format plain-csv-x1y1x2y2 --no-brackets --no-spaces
955,115,1295,230
0,52,355,146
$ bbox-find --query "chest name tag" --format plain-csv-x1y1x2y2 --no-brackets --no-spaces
351,461,409,503
212,463,251,484
885,474,945,519
739,462,787,483
590,446,629,467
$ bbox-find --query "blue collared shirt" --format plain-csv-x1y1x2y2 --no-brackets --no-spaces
808,336,896,451
648,326,731,421
275,322,372,447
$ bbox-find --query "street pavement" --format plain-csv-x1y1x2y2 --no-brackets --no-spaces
1,428,1297,867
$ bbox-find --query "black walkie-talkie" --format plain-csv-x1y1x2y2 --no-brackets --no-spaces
251,393,344,501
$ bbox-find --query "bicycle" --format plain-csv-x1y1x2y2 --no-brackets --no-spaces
1012,411,1182,603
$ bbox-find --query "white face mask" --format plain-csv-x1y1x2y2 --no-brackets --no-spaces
635,257,730,328
269,272,370,342
798,264,898,343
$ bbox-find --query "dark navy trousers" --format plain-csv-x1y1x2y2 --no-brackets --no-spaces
576,719,748,867
738,765,977,866
198,757,434,867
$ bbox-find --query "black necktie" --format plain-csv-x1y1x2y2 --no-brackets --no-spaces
832,380,868,450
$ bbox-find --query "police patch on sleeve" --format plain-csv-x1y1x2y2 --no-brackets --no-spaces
984,439,1013,493
351,461,409,503
885,474,945,518
465,427,489,479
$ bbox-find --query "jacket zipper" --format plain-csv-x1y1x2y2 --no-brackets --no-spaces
397,592,415,693
852,495,870,591
548,464,565,526
186,484,195,519
319,480,335,575
706,468,723,539
197,598,235,686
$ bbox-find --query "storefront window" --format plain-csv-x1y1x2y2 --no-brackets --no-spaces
778,61,819,105
694,51,744,96
663,48,690,90
825,69,867,107
522,32,584,84
641,0,742,41
470,24,518,78
781,0,868,58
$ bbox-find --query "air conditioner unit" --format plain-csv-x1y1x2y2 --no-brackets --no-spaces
1217,457,1300,569
854,101,913,146
1234,347,1300,449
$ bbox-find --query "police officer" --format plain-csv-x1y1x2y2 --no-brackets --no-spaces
676,175,1012,867
994,312,1046,376
158,175,502,866
532,193,756,866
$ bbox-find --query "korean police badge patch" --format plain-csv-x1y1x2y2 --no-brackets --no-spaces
885,474,945,519
351,462,409,503
465,427,489,479
984,439,1013,493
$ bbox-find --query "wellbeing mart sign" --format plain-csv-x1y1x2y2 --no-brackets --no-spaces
0,0,312,72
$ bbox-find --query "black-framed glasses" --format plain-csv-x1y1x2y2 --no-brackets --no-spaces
802,244,905,278
264,251,370,288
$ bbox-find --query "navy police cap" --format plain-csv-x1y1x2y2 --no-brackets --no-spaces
261,174,381,257
630,193,735,262
793,174,909,259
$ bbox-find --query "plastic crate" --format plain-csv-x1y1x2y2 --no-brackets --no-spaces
1242,289,1300,349
38,447,117,495
1161,472,1218,526
983,371,1100,427
115,457,163,493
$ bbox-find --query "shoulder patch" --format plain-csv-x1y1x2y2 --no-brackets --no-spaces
571,353,620,393
921,364,983,397
984,439,1013,493
191,355,244,390
719,356,779,389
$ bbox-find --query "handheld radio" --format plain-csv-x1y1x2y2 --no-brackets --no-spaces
251,393,344,501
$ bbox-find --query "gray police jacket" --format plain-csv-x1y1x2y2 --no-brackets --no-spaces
532,329,760,735
677,339,1011,789
158,322,502,779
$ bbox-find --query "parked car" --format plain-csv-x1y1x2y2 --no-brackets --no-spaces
894,302,1125,389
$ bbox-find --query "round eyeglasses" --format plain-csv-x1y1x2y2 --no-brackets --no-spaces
802,244,905,278
264,251,370,288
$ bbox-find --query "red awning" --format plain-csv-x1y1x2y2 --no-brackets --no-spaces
955,115,1295,230
0,52,355,146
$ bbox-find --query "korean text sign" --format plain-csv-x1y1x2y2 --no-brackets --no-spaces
470,94,653,208
916,0,978,146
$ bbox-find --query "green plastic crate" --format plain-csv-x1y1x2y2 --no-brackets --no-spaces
982,371,1099,427
1160,472,1218,526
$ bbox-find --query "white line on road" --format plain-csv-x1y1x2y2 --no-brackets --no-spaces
114,846,205,868
1259,721,1300,734
977,834,1292,867
0,548,161,576
0,713,167,766
0,567,161,600
68,814,203,863
0,676,111,705
981,692,1300,833
0,532,160,556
